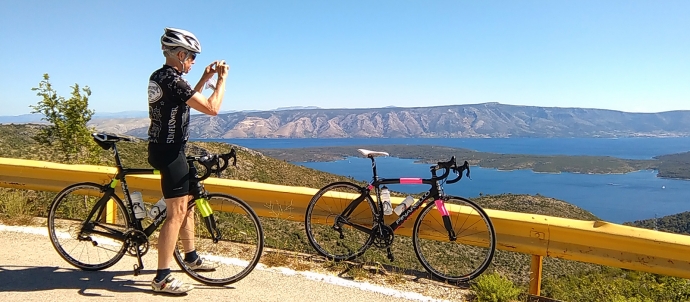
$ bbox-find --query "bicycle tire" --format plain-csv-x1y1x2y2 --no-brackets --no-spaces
174,193,264,285
412,196,496,283
305,181,375,261
47,182,129,271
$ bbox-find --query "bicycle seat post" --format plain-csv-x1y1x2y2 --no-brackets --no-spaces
369,155,379,182
112,143,125,172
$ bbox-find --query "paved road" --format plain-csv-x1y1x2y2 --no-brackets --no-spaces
0,225,452,302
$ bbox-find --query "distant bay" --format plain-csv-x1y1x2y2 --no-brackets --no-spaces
200,137,690,223
203,137,690,159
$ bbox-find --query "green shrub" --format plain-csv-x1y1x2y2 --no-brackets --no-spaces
611,296,654,302
542,268,690,302
471,272,522,302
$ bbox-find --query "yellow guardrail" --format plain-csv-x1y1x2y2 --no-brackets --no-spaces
2,157,690,296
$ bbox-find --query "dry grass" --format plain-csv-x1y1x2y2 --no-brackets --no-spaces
323,260,350,273
0,213,35,226
261,251,289,268
347,265,369,280
0,189,38,226
261,249,316,272
383,270,407,285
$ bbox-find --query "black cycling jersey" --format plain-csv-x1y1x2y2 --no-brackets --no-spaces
147,65,195,144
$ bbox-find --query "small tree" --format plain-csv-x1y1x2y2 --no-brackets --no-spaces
30,74,99,163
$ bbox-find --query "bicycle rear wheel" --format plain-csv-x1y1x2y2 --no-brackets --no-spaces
174,193,264,286
47,182,129,271
412,196,495,283
305,182,375,261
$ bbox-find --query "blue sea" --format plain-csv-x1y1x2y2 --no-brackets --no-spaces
201,137,690,223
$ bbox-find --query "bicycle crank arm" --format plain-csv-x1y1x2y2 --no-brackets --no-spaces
336,228,344,239
133,244,144,276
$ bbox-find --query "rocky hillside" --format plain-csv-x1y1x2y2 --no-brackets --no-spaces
626,211,690,235
88,102,690,139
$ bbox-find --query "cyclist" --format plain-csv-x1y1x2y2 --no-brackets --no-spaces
147,27,228,294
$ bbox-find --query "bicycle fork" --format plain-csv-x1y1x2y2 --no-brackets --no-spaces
435,199,457,241
196,198,221,242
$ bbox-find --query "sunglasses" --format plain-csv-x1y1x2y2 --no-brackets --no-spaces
189,52,197,60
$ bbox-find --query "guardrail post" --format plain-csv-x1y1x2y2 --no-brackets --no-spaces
529,254,543,296
104,199,116,224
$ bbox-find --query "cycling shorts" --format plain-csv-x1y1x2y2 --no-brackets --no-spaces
148,143,190,199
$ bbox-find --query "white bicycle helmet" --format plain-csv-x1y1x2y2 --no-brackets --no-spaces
161,27,201,53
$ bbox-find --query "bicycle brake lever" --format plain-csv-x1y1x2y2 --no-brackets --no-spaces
463,161,471,179
447,161,470,184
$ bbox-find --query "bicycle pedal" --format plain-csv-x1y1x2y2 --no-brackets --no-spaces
133,264,141,276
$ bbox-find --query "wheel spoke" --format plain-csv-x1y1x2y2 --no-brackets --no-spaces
48,183,128,271
413,197,495,283
305,182,375,261
174,193,264,285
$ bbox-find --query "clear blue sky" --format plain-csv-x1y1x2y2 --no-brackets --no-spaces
1,0,688,116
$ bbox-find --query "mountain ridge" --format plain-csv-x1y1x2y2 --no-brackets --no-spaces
13,102,690,139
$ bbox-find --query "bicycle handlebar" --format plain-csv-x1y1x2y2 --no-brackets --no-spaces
429,156,470,184
188,148,237,181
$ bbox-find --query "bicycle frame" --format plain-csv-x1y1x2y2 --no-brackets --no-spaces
339,156,456,240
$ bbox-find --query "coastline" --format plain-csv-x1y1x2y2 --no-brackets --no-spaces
264,147,682,179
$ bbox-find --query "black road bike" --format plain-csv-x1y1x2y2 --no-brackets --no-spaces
47,133,264,285
305,149,495,283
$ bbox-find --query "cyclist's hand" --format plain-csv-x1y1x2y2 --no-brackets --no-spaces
204,61,221,75
201,61,220,83
217,61,229,79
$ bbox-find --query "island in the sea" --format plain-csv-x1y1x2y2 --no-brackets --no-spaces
256,144,690,179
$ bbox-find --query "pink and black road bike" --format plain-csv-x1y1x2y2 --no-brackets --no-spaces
305,149,495,283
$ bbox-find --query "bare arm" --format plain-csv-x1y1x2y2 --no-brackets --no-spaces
187,61,229,116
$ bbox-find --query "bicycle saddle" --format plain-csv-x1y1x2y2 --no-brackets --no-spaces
357,149,389,158
92,132,136,150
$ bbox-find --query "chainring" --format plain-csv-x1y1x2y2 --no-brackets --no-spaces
124,229,150,256
371,224,395,249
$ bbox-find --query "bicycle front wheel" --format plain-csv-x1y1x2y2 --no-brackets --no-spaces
412,196,496,283
305,182,375,261
48,182,129,271
174,193,264,286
